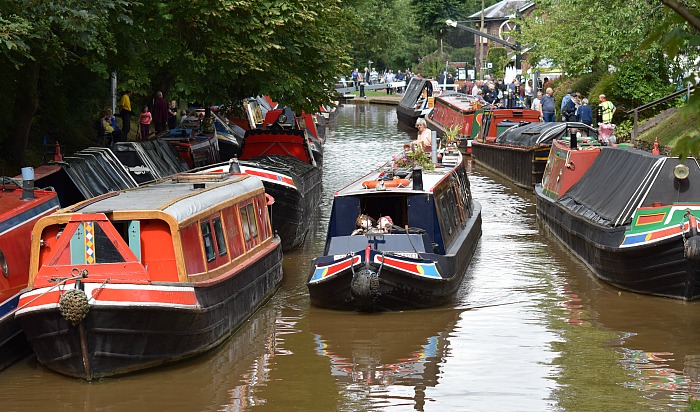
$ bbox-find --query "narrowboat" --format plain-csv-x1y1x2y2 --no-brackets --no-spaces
15,172,283,380
307,146,482,311
425,92,489,155
535,139,700,300
0,171,60,371
162,130,221,169
396,78,440,129
197,157,321,251
472,122,598,190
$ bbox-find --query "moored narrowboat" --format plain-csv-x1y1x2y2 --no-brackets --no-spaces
472,122,598,189
15,172,283,380
197,157,321,251
535,140,700,300
396,78,440,129
0,173,59,371
307,146,482,311
425,92,489,155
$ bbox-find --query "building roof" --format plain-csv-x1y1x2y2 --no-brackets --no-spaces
467,0,535,20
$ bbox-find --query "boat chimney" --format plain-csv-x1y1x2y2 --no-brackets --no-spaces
569,128,578,150
20,167,35,200
54,141,63,162
412,166,423,191
228,158,241,174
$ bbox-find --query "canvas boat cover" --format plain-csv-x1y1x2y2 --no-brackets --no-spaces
496,122,596,147
112,139,189,184
558,147,700,227
398,78,431,110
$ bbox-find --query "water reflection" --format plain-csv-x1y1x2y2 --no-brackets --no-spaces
310,308,463,411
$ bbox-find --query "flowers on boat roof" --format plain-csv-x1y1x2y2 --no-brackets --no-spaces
392,145,435,170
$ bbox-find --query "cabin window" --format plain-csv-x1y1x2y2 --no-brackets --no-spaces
246,203,259,238
92,223,126,263
201,221,216,262
240,205,252,241
212,217,227,257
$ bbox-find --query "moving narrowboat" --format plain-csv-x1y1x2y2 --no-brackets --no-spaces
535,140,700,300
15,172,283,380
0,172,59,371
472,122,598,190
307,147,482,311
396,78,440,129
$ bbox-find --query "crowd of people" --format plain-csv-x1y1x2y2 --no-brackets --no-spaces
352,67,417,97
99,90,182,146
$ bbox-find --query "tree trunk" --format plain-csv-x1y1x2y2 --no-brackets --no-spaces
10,60,40,167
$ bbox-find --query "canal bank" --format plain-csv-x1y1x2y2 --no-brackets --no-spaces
341,94,401,105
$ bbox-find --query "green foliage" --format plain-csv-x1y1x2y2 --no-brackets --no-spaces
518,0,666,76
486,47,508,79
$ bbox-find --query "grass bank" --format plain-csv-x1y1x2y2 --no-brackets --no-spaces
637,109,699,148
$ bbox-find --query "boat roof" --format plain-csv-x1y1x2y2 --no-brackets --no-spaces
559,148,700,227
434,92,492,112
496,122,597,147
67,173,262,224
335,151,463,197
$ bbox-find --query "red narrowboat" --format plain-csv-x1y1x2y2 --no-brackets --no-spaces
0,175,59,371
15,172,282,380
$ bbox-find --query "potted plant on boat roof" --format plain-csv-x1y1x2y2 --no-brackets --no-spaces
441,124,460,150
393,145,435,171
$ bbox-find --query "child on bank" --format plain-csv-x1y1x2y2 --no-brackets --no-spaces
139,105,152,141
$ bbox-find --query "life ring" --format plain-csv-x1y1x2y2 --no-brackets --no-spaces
362,179,411,189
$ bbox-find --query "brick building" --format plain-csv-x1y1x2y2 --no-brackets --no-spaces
467,0,535,78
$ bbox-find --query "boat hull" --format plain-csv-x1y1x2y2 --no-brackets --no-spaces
0,186,59,371
536,185,700,300
0,300,29,371
16,241,282,380
309,203,482,311
245,157,322,250
472,142,549,189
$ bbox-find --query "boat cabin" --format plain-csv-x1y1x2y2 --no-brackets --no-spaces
28,173,274,289
325,158,474,256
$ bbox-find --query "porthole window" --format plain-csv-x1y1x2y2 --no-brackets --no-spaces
0,249,8,278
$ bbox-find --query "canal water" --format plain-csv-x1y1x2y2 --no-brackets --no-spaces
2,104,700,411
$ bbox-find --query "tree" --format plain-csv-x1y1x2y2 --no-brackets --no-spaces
0,0,131,166
654,0,700,157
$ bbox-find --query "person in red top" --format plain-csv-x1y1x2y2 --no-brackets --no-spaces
139,105,152,140
152,91,169,133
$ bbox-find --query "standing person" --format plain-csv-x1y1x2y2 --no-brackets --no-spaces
577,98,593,126
152,91,169,134
563,93,578,122
540,88,556,122
385,69,395,95
370,68,378,85
412,118,432,152
119,90,133,140
531,91,543,118
484,83,499,106
599,94,616,123
168,100,178,130
561,90,574,121
471,80,482,96
351,68,359,90
139,105,152,141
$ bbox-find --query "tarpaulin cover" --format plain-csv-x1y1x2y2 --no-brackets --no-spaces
558,148,700,227
495,122,568,147
398,78,430,110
